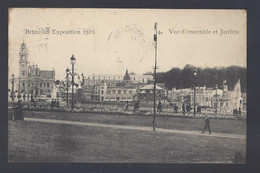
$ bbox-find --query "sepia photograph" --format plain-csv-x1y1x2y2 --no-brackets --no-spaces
8,8,246,163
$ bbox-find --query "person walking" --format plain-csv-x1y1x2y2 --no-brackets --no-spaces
124,101,129,111
14,100,24,120
238,107,241,117
174,105,178,113
51,99,54,109
182,103,185,116
202,116,211,134
157,101,162,113
57,100,60,108
134,101,138,112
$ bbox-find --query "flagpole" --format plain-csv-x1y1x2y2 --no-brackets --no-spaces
153,22,158,132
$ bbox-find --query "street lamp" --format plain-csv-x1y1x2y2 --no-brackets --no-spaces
10,74,15,101
70,55,76,110
193,69,197,116
153,22,158,132
66,54,80,110
65,68,70,108
215,84,218,115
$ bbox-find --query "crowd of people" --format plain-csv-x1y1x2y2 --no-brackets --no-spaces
51,99,60,108
233,107,242,116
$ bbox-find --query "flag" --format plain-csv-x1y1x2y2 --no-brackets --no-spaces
154,22,157,42
154,34,157,42
154,22,157,31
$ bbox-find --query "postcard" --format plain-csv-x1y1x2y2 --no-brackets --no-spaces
8,8,246,163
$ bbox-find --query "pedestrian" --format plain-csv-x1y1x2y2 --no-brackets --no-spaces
34,100,36,108
186,104,189,114
51,99,54,109
124,101,129,111
174,105,178,113
197,105,201,114
57,100,60,108
134,101,138,112
54,99,57,107
14,100,24,120
202,116,211,134
31,95,34,102
157,101,162,113
238,107,241,117
234,108,238,116
182,103,185,115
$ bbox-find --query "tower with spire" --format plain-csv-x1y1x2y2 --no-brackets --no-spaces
19,41,29,79
17,41,55,99
123,69,131,86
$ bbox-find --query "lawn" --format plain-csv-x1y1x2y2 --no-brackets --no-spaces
22,110,246,134
8,120,246,163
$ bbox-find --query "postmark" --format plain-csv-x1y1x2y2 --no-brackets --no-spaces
107,24,150,68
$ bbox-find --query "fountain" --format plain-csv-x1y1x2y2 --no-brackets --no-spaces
231,79,242,109
51,85,57,99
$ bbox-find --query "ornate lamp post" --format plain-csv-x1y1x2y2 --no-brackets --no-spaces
193,69,197,116
215,84,218,115
65,68,70,108
10,74,15,101
66,55,80,110
70,55,76,110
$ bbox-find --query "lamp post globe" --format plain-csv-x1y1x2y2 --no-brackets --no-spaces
193,69,197,77
70,54,76,65
66,68,70,74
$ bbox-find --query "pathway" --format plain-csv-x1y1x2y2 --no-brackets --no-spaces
24,117,246,140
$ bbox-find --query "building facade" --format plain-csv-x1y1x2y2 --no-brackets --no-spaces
80,70,152,102
18,42,55,100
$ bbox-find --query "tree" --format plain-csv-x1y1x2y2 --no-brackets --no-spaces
153,65,246,91
143,71,153,75
55,80,61,86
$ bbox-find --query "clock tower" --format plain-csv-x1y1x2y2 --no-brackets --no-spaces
19,41,29,79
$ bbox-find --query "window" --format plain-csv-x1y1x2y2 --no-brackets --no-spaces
101,90,104,94
118,90,121,94
107,90,110,94
123,90,127,94
40,90,43,94
129,90,132,95
44,83,46,87
40,83,42,87
112,90,116,94
22,71,25,76
23,83,25,87
47,83,50,87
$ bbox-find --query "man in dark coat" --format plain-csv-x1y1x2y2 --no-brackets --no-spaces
238,107,241,116
202,116,211,134
14,100,24,120
157,101,162,113
134,101,138,112
182,103,185,115
57,100,60,108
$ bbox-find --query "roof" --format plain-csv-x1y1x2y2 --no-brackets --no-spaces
40,70,55,79
140,84,163,90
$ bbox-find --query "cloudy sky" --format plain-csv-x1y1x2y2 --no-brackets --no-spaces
9,9,246,80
